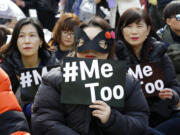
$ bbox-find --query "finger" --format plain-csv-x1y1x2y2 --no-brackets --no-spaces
159,92,173,97
92,110,104,115
159,93,173,99
160,89,172,93
92,113,103,120
92,100,107,106
89,104,105,111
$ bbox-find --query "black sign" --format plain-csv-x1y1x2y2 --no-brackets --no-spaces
61,57,126,107
19,65,60,102
128,62,165,97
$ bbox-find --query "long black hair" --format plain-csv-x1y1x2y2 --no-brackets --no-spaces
3,17,48,59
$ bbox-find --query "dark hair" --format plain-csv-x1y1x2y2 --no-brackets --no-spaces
163,1,180,20
0,27,11,47
52,13,81,44
117,8,159,41
77,16,115,60
3,17,48,58
81,16,112,30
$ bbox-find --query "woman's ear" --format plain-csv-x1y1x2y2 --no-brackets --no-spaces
147,25,151,36
166,18,171,26
40,40,43,48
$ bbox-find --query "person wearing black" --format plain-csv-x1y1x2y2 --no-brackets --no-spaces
157,1,180,83
0,17,58,129
31,16,149,135
14,0,60,31
116,8,180,135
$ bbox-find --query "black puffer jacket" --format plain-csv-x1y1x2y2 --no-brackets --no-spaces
0,49,58,93
0,111,30,135
116,38,180,127
32,67,149,135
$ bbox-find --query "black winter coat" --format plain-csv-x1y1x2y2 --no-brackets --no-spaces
0,111,29,135
0,49,58,94
116,38,180,127
32,67,149,135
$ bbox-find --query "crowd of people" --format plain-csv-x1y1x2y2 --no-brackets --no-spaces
0,0,180,135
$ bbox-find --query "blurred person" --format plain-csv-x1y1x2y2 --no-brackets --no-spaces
31,16,149,135
64,0,75,12
0,68,30,135
48,13,81,60
14,0,36,17
0,26,12,63
14,0,59,31
36,0,60,31
0,17,58,127
6,18,18,30
157,1,180,83
148,0,173,31
0,18,18,32
116,8,180,135
109,0,141,28
72,0,110,21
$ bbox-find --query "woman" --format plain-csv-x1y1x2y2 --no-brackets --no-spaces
0,17,58,126
48,13,81,60
116,8,180,135
32,16,149,135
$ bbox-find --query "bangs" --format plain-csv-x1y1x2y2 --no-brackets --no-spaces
123,12,143,27
61,19,78,31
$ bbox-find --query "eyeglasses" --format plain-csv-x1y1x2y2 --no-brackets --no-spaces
175,14,180,21
61,31,74,37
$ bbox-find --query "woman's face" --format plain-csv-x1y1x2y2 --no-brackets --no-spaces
17,24,42,57
77,26,109,59
60,30,75,50
122,20,151,47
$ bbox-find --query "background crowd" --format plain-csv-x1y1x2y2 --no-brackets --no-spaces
0,0,180,135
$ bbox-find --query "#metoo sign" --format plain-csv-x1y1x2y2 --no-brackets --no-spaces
128,62,165,97
19,65,60,102
61,57,126,107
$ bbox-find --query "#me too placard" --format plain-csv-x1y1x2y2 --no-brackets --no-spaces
128,62,165,97
19,65,60,102
61,57,127,107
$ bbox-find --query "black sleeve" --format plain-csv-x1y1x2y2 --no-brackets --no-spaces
32,74,80,135
0,111,29,134
98,76,149,135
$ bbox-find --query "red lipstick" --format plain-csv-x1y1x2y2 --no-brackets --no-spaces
24,47,32,49
131,37,139,40
85,55,96,58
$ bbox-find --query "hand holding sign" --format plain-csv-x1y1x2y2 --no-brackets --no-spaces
61,57,126,107
89,100,111,124
159,88,173,100
128,62,165,97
